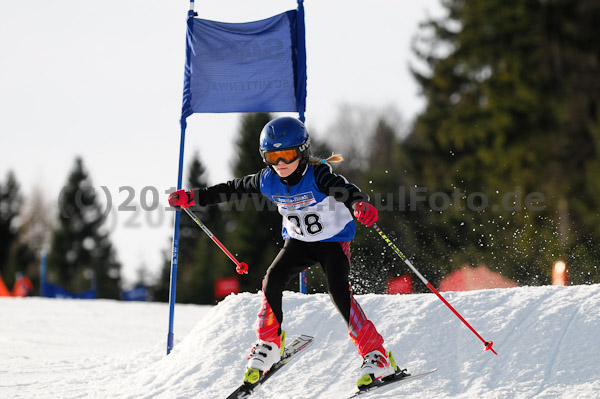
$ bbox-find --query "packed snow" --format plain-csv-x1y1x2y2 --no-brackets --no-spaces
2,284,600,398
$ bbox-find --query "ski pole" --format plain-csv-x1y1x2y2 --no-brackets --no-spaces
372,223,497,355
182,207,249,274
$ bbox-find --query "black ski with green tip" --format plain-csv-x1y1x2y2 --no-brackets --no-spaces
346,368,437,398
226,334,314,399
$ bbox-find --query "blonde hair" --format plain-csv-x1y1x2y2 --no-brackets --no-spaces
308,153,344,166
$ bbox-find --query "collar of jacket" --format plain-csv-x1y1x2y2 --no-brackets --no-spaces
279,163,308,188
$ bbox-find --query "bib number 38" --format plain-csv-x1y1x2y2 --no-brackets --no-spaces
288,213,323,236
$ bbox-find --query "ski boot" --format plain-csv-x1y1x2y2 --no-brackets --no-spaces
243,331,286,386
356,347,398,389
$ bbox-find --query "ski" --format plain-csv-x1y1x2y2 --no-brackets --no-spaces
345,368,437,398
226,334,314,399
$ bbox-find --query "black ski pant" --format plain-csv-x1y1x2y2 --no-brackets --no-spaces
261,238,354,333
255,238,385,357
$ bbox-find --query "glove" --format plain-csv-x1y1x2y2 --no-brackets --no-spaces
353,201,378,227
168,189,195,210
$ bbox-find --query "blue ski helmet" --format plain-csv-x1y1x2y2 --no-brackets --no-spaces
259,117,310,166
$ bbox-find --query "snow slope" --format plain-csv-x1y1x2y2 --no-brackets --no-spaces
2,285,600,398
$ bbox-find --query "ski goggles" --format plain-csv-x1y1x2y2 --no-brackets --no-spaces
262,148,301,165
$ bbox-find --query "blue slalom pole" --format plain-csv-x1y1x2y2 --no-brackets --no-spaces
167,0,196,356
167,119,187,355
297,0,307,295
40,250,47,297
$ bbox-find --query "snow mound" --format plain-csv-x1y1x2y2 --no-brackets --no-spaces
109,285,600,398
3,285,600,398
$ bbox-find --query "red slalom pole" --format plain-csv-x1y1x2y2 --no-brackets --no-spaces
373,223,497,355
182,207,248,275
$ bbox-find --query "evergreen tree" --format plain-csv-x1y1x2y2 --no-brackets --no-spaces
17,186,55,293
407,0,600,285
0,171,23,287
151,245,172,302
47,157,121,298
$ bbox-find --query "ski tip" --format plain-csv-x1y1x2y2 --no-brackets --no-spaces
415,368,438,375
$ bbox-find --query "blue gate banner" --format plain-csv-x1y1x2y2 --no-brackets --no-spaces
42,281,97,299
122,285,148,301
181,9,307,117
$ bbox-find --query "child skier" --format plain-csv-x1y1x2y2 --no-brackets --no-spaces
168,116,399,389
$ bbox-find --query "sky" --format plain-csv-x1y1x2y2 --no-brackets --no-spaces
0,0,445,284
3,284,600,397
